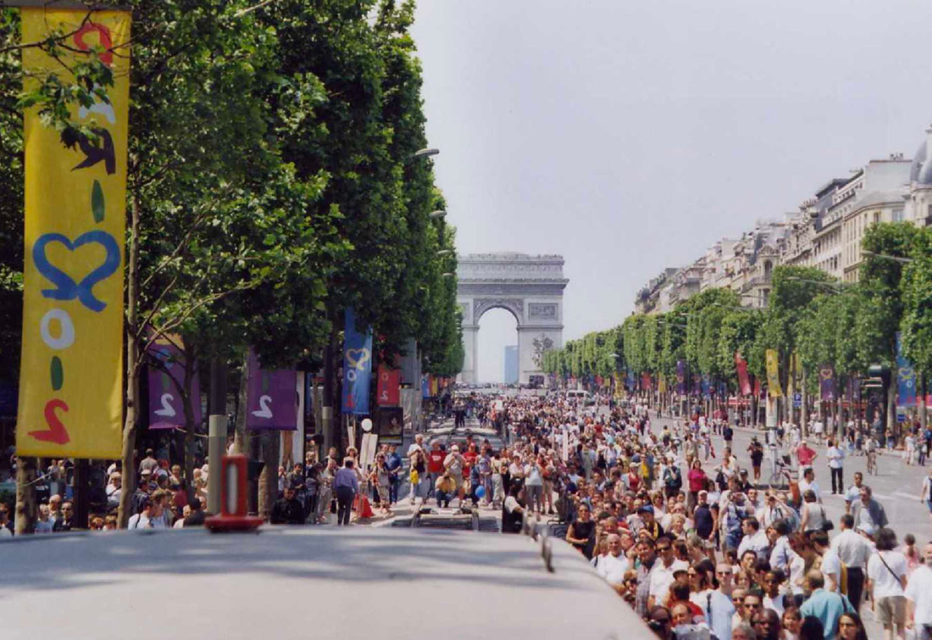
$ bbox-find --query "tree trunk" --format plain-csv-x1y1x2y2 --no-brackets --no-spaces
256,430,280,520
233,352,250,456
801,369,809,437
921,373,927,432
182,344,197,505
14,457,36,534
118,192,141,528
323,326,336,455
887,366,898,446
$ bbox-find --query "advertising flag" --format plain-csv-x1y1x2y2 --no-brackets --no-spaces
147,336,202,430
376,365,401,406
765,349,782,398
676,361,686,394
341,308,373,415
246,350,297,430
735,352,752,396
819,364,836,402
897,332,917,407
701,375,711,398
421,374,430,399
16,9,131,457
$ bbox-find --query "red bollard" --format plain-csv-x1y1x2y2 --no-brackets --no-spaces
205,455,264,532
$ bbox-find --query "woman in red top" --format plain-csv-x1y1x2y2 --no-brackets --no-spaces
686,459,707,514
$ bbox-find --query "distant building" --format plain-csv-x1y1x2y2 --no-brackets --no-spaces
504,345,519,384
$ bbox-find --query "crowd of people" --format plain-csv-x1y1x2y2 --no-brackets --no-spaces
455,390,932,640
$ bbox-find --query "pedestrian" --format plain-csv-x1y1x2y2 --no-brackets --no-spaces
798,570,854,640
270,486,305,525
866,528,908,640
920,467,932,527
904,542,932,640
835,612,868,640
831,514,872,613
826,439,844,495
333,457,359,526
849,485,887,538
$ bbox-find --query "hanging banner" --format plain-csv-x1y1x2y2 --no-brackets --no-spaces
753,377,762,399
657,376,666,394
376,365,401,406
16,9,131,458
819,364,836,402
896,332,917,407
246,350,297,430
625,370,635,391
430,375,438,397
640,373,652,392
421,374,430,399
848,374,861,406
692,374,702,396
341,308,373,415
676,361,686,394
701,375,711,399
765,349,782,398
147,336,202,431
735,352,752,396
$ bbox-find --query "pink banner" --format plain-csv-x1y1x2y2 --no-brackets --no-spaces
735,352,751,396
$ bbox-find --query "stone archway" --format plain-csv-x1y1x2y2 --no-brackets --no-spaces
456,253,568,385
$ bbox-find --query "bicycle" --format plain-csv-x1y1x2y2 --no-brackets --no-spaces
767,454,794,490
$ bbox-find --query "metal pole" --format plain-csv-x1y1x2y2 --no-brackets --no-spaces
73,459,89,529
207,358,227,515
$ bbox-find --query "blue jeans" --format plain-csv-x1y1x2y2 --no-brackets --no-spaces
437,490,453,508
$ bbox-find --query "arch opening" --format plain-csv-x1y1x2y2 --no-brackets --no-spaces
476,307,519,384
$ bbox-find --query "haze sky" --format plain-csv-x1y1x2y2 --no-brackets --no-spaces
411,0,932,382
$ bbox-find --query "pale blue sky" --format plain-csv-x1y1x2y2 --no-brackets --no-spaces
412,0,932,382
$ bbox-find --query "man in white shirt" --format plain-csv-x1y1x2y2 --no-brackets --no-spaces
798,468,822,503
831,514,874,611
649,536,689,608
827,438,845,495
812,530,842,592
844,472,865,515
597,533,629,590
905,543,932,640
737,517,770,561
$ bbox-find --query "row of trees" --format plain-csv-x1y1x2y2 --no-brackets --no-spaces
543,222,932,431
0,0,463,527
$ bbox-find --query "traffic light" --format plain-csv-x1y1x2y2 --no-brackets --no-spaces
862,364,889,389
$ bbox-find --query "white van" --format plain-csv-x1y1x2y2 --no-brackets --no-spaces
565,389,592,404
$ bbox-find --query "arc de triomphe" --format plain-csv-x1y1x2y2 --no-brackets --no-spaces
456,253,568,385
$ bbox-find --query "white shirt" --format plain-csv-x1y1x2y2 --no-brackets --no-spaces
868,550,907,599
831,529,874,569
799,478,822,502
844,483,862,505
827,446,844,469
905,564,932,624
0,526,11,538
596,552,629,585
737,529,770,559
649,559,689,604
820,548,842,591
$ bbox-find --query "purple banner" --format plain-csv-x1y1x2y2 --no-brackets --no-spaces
676,361,686,394
246,349,298,430
147,337,202,431
819,364,835,402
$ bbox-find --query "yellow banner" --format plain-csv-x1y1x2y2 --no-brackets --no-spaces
766,349,783,398
17,10,131,458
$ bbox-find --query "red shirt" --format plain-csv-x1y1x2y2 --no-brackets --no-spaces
463,451,478,473
797,445,816,465
427,451,445,474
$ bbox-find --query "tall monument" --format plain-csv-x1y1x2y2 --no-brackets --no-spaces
456,253,568,385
